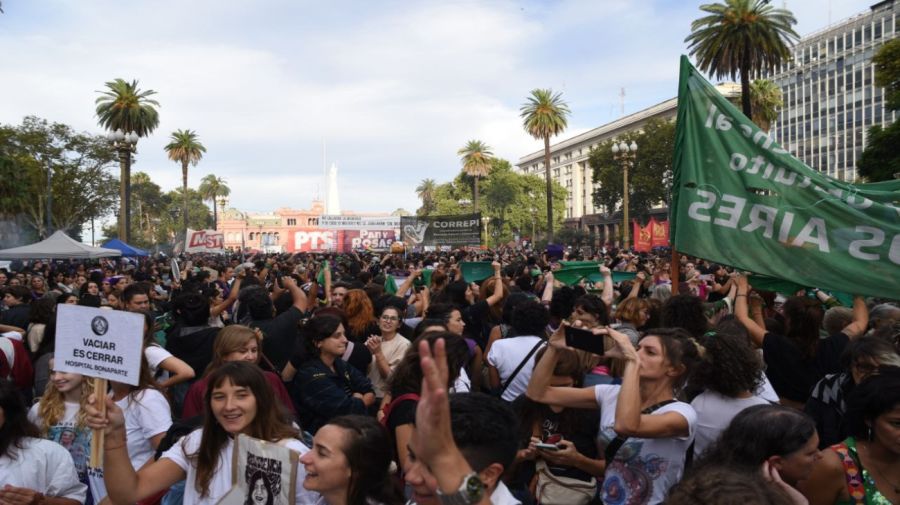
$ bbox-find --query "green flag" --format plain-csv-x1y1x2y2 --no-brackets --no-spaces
672,56,900,300
384,274,398,295
553,262,637,285
460,262,494,283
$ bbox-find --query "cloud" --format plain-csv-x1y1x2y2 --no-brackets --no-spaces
0,0,869,224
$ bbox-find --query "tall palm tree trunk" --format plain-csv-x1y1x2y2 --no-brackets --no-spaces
543,136,554,242
473,178,480,214
212,193,219,230
740,50,752,117
182,160,189,234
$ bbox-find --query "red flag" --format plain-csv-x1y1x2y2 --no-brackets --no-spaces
633,220,652,252
650,218,670,247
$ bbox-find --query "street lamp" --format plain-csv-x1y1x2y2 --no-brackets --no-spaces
106,128,139,242
216,196,228,230
611,140,638,250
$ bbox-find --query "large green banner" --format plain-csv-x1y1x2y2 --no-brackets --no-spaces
672,56,900,300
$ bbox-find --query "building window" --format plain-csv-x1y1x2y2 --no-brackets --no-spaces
286,218,296,226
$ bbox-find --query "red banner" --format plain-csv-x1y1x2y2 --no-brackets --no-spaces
287,228,400,253
633,220,652,252
649,218,670,248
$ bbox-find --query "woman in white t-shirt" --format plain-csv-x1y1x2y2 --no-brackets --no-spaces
86,361,320,505
138,311,195,390
28,359,100,503
527,325,702,505
0,378,87,504
689,322,770,458
486,299,548,402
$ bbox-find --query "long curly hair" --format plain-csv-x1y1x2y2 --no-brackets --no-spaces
343,289,375,337
692,321,763,397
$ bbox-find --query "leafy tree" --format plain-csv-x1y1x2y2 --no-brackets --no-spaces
95,78,160,241
415,178,437,216
198,174,230,229
521,88,570,241
857,39,900,182
750,78,783,132
130,171,168,247
164,129,206,235
685,0,798,117
590,118,676,218
457,140,493,213
0,116,118,237
857,119,900,182
873,38,900,111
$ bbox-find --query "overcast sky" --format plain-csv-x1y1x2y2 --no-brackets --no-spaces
0,0,868,218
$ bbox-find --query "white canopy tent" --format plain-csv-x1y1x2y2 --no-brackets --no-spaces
0,231,122,259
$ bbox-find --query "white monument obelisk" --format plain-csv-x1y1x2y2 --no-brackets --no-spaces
325,162,341,215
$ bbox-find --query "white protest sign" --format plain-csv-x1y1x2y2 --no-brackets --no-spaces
54,304,144,386
216,434,299,505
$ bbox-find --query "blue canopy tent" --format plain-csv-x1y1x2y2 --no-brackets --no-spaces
101,238,149,257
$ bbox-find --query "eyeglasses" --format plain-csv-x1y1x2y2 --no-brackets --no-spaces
380,315,400,322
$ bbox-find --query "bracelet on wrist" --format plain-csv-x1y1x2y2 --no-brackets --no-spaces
735,293,748,298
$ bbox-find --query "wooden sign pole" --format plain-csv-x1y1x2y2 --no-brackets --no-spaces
89,377,107,468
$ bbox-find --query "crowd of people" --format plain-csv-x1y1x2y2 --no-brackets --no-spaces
0,247,898,505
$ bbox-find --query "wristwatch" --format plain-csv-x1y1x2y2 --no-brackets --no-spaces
436,472,486,505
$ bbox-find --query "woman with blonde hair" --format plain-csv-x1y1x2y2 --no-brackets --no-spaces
181,325,295,420
28,358,99,501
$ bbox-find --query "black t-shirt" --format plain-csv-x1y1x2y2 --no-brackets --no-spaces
762,331,849,403
0,304,30,330
251,306,303,372
386,393,418,432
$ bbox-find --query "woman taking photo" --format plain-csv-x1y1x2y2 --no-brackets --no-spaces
527,325,701,505
800,367,900,505
86,361,319,505
292,314,375,434
300,415,403,505
0,379,87,504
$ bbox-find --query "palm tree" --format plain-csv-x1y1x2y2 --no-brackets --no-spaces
457,140,493,213
685,0,798,117
95,78,160,242
520,88,570,242
415,178,437,216
750,78,783,132
198,174,231,230
164,130,206,234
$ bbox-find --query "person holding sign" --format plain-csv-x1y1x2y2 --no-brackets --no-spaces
85,361,319,505
28,359,100,502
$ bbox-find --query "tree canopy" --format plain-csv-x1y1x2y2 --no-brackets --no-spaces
873,38,900,111
857,38,900,182
589,118,676,218
0,116,118,237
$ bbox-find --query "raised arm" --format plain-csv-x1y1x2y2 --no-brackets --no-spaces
485,262,504,307
525,325,598,409
600,265,614,309
281,276,308,313
626,271,645,300
607,327,690,438
734,275,766,348
842,295,868,339
210,273,243,317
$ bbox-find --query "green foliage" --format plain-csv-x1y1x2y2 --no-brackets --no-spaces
95,79,160,137
521,88,571,240
749,78,783,132
857,122,900,182
415,178,438,216
589,118,676,218
685,0,798,116
198,174,230,227
427,158,565,246
0,116,119,236
457,139,493,213
873,39,900,111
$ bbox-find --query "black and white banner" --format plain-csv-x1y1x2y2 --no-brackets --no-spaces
401,213,481,247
